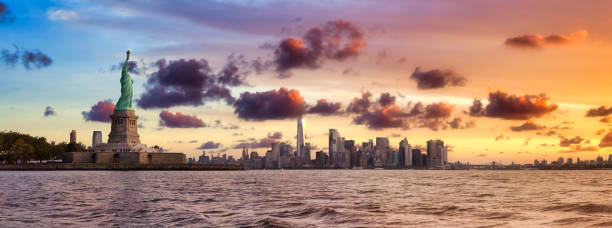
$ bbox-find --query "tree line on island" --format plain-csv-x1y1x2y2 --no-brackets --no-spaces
0,131,86,164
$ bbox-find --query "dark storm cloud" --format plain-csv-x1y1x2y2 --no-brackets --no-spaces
469,90,558,120
307,99,343,116
378,93,396,107
559,136,585,147
0,1,15,23
510,121,546,131
1,46,53,70
137,58,239,109
346,91,372,114
158,110,205,128
585,106,612,117
197,141,221,149
353,105,407,130
409,67,466,89
82,100,115,123
504,30,588,49
44,106,56,117
233,87,307,121
272,19,367,77
217,54,250,87
350,94,461,130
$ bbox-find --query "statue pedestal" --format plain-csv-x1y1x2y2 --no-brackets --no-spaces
108,109,140,144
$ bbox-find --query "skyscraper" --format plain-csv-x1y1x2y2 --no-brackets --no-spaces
92,131,102,148
375,137,389,167
297,116,304,161
70,130,77,143
329,129,341,165
399,138,412,168
427,139,444,169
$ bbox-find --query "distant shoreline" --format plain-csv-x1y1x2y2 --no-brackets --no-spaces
0,163,244,171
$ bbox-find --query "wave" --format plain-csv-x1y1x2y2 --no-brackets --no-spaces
543,203,612,214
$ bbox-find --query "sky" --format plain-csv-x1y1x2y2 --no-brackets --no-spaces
2,0,612,164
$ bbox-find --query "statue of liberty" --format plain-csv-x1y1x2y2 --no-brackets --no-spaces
115,49,134,110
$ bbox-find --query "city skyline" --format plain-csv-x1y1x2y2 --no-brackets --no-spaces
4,0,612,164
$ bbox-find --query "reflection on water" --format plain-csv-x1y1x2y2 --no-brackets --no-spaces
1,170,612,227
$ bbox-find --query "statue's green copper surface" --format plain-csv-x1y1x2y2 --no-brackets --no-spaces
115,49,134,110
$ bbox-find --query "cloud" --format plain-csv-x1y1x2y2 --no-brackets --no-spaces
378,93,396,107
409,67,466,89
47,9,79,21
424,102,454,119
267,131,283,140
469,90,558,120
353,105,408,129
159,110,205,128
559,145,598,153
348,91,462,131
536,130,557,136
523,137,532,146
207,120,239,130
44,106,56,117
110,60,145,75
599,130,612,147
559,136,585,147
495,134,509,141
504,30,588,49
391,133,401,137
596,129,606,136
586,106,612,117
272,19,367,77
346,91,372,114
600,116,612,123
1,46,53,70
342,68,360,76
307,99,342,116
0,1,15,23
82,100,115,123
217,54,250,87
137,58,240,109
197,141,221,149
233,87,306,120
510,121,546,131
448,117,475,129
233,133,282,149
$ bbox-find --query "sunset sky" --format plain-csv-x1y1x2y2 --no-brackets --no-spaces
3,0,612,164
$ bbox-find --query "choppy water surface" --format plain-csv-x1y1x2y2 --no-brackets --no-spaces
1,170,612,227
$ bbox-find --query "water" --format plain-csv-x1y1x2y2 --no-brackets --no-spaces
1,170,612,227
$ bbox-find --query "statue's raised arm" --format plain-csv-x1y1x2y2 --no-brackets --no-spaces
115,49,134,110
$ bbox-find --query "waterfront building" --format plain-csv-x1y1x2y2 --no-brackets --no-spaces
375,137,389,167
329,129,341,165
399,138,412,168
92,131,102,148
412,149,422,167
597,155,604,164
557,157,564,165
427,139,445,169
70,130,76,143
296,116,305,164
609,154,612,165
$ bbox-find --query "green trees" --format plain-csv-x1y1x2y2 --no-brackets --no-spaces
10,139,35,164
0,131,83,164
